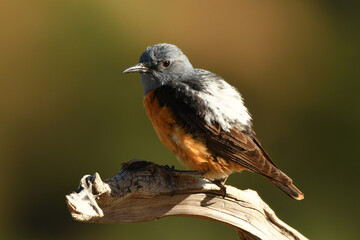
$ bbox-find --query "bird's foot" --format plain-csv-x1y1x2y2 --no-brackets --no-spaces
211,178,228,198
170,169,203,176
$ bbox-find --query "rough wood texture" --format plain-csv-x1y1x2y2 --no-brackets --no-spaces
66,160,308,240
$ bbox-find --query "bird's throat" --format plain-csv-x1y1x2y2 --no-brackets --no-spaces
140,74,163,95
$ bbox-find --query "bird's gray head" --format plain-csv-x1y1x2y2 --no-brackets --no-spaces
122,43,193,94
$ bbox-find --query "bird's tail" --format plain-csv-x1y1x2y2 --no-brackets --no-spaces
267,178,304,200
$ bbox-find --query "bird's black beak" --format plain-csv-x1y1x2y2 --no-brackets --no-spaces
122,63,149,74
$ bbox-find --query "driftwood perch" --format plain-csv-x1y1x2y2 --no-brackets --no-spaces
66,160,308,240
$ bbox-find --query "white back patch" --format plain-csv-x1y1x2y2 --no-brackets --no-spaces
197,79,251,131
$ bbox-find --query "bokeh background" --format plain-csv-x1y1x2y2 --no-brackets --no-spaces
1,0,359,239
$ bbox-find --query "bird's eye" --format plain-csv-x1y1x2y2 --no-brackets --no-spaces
161,60,171,68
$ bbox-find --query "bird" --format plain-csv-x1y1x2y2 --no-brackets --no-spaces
122,43,304,200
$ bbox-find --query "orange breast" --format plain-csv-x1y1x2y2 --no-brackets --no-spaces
144,90,243,180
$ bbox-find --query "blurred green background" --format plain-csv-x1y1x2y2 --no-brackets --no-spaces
1,0,359,239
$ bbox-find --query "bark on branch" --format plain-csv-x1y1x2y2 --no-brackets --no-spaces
66,160,308,240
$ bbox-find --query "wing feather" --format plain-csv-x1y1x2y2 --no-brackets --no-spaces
155,84,291,184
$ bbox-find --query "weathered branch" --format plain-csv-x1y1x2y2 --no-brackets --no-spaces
66,160,308,240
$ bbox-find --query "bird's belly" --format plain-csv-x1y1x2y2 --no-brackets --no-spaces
144,90,242,180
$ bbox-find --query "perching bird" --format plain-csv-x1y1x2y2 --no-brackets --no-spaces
123,43,304,200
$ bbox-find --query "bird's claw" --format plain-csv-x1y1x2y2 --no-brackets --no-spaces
211,179,227,198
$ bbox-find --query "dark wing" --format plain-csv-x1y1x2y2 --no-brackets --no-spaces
155,84,291,184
